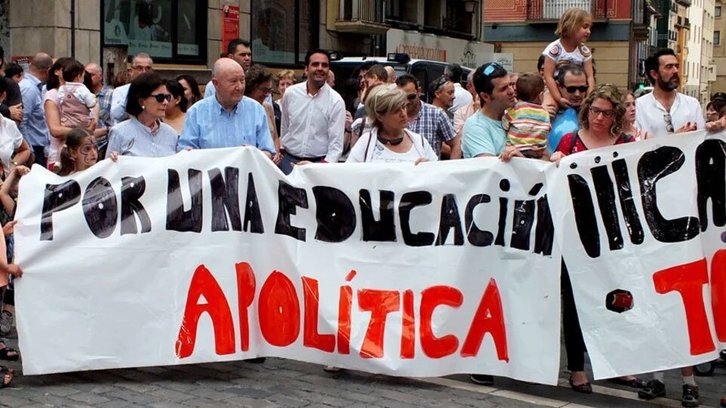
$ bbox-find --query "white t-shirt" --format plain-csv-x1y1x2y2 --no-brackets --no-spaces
346,127,438,163
542,39,592,67
635,92,705,138
0,116,23,172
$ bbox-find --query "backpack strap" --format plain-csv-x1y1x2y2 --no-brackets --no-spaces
568,132,579,155
362,129,376,162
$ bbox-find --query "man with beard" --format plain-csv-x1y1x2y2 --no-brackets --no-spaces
635,48,702,408
636,48,704,139
279,49,345,174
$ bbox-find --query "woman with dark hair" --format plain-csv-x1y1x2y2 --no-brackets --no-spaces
105,72,177,158
245,64,281,163
176,74,202,106
44,58,107,170
164,79,187,136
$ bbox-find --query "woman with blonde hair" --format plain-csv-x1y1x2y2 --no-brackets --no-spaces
347,85,437,163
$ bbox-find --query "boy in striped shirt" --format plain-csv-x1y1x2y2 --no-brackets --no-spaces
502,73,551,159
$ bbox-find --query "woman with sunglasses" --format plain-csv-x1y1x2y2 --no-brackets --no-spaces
346,85,437,164
550,84,640,394
106,72,178,158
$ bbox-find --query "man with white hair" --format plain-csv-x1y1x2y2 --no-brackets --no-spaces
178,58,275,158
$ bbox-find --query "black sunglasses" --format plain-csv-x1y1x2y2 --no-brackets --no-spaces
150,93,172,103
565,85,588,94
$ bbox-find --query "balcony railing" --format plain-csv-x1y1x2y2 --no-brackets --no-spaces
336,0,390,34
527,0,608,21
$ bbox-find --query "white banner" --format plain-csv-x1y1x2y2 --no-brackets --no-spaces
546,130,725,380
14,148,561,384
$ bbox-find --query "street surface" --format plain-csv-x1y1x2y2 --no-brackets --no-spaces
1,334,725,407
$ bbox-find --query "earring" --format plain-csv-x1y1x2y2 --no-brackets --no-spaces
142,105,145,110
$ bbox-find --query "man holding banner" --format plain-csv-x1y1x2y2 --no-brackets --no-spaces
635,49,704,139
461,62,519,162
635,48,703,407
179,58,275,158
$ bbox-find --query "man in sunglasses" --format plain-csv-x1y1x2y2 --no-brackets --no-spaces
635,48,704,139
396,74,460,159
546,64,588,152
178,57,275,159
109,52,154,124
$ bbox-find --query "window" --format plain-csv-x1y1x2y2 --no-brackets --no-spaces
717,6,722,17
716,31,721,45
102,0,207,63
251,0,317,65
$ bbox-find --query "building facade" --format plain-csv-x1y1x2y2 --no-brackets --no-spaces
1,0,490,84
713,0,726,92
482,0,643,90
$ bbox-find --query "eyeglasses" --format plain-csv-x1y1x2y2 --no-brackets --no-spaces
589,107,615,118
482,63,503,76
259,86,273,94
149,93,172,103
664,113,674,132
565,85,589,94
406,93,418,101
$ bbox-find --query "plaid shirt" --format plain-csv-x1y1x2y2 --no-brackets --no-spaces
96,86,113,128
407,102,455,156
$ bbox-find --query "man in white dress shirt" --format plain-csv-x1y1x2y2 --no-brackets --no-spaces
279,49,346,174
635,48,704,139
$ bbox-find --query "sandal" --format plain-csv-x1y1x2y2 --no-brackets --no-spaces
0,365,13,388
0,346,18,361
610,376,645,388
569,377,592,394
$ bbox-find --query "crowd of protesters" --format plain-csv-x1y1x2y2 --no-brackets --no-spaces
0,7,724,407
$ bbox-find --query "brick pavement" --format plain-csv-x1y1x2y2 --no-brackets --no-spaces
2,330,726,408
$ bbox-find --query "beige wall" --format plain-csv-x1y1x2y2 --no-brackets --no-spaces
9,0,101,63
500,41,631,90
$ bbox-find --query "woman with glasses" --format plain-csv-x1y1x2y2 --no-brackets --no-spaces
105,72,178,158
551,84,634,162
550,84,640,394
164,80,188,136
245,65,281,163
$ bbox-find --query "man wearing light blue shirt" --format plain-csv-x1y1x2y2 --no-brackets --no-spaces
179,58,274,157
19,53,52,166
